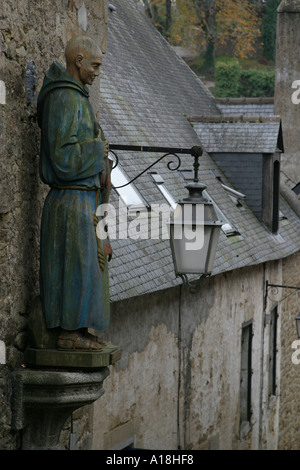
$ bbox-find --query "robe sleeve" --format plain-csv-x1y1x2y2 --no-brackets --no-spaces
42,88,104,183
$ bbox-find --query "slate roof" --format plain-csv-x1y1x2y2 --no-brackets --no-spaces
189,116,284,219
189,116,284,154
99,0,300,303
215,98,274,117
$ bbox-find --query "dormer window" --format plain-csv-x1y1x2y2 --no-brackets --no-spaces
189,116,284,234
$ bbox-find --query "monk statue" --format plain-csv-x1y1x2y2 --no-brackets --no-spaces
37,35,112,350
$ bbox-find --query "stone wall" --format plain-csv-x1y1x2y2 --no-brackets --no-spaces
274,2,300,447
274,0,300,183
92,261,283,450
0,0,108,449
278,251,300,449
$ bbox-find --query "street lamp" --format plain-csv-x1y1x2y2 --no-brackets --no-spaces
168,147,222,289
109,144,222,290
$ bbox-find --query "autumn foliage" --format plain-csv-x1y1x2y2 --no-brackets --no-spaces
216,0,262,59
148,0,263,60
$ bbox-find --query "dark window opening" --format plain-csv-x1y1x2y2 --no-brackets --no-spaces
269,305,278,397
272,161,280,233
240,320,253,424
292,182,300,195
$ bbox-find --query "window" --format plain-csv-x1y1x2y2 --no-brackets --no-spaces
292,182,300,195
110,154,148,210
110,436,137,450
149,172,177,210
268,305,278,397
240,320,253,426
262,153,280,233
179,169,239,237
203,190,239,237
272,160,280,233
279,210,288,227
210,169,247,207
220,183,246,207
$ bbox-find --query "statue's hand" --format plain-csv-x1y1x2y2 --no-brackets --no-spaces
104,244,112,262
94,121,101,136
100,171,110,188
103,139,109,158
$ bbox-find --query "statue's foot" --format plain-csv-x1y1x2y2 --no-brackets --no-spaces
84,331,107,347
57,330,104,351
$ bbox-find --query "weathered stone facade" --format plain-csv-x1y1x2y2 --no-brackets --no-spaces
274,0,300,183
1,0,300,451
278,251,300,449
92,260,288,450
0,0,108,449
274,2,300,446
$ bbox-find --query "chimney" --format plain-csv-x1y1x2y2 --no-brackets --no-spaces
274,0,300,184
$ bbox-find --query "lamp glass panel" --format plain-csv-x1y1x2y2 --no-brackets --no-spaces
170,223,220,275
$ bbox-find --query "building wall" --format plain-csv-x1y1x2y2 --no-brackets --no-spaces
274,2,300,447
274,0,300,184
0,0,108,450
92,260,285,450
1,0,299,451
278,250,300,449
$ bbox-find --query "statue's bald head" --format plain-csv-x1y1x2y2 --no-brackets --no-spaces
65,35,102,66
65,35,103,86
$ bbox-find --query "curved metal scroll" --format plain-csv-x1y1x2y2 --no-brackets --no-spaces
108,150,118,170
109,151,182,189
178,274,209,292
265,281,300,304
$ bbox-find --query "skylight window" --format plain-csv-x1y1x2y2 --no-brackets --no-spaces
220,183,246,206
110,154,147,209
149,172,177,210
203,190,239,236
210,169,246,206
179,169,239,237
292,182,300,195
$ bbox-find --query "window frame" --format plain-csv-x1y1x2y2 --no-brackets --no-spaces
149,172,177,210
268,304,278,398
110,155,149,211
239,319,253,428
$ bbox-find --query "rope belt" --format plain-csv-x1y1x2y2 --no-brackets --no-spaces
50,184,105,271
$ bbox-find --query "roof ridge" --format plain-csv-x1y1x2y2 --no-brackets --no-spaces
187,115,281,123
214,97,274,105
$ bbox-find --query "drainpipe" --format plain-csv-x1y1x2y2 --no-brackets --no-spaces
258,263,267,449
177,284,182,449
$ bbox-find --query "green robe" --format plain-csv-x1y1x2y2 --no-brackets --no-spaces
37,61,110,331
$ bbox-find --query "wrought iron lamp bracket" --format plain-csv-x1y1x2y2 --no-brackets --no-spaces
178,273,209,292
108,143,211,291
265,280,300,304
109,144,203,189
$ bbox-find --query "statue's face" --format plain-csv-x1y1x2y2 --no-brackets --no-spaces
77,51,102,86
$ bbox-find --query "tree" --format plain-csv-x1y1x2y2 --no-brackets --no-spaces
168,0,205,49
216,0,262,59
191,0,262,71
142,0,263,72
192,0,218,72
141,0,159,26
165,0,172,38
261,0,280,61
141,0,172,38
